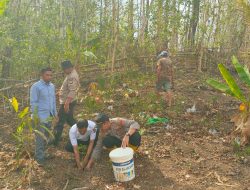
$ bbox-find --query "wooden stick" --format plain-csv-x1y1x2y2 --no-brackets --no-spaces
63,179,69,190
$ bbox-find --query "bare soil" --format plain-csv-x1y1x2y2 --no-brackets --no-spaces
1,63,250,190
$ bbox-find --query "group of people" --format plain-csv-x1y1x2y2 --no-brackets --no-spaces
30,50,173,170
30,60,142,170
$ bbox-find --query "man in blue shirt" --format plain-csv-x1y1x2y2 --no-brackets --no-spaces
30,67,57,165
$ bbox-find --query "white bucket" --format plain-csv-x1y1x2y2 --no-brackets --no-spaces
109,147,135,182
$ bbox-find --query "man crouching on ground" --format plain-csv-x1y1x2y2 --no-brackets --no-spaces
85,114,141,169
65,119,99,170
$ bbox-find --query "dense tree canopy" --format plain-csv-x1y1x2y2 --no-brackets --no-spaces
0,0,249,79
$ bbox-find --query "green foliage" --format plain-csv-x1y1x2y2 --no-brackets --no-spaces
235,145,250,157
0,0,9,15
206,79,235,97
83,96,104,112
218,63,246,101
83,51,97,60
10,97,19,112
7,97,53,159
96,77,106,90
206,56,249,103
231,56,250,87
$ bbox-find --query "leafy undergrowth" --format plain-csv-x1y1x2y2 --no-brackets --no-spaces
1,67,250,189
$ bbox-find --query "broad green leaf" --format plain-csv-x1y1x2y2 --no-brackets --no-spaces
12,133,22,143
218,63,246,102
232,56,250,87
9,97,18,112
40,125,54,139
206,79,235,97
33,129,48,143
18,107,29,119
17,122,25,134
83,51,97,59
0,0,9,16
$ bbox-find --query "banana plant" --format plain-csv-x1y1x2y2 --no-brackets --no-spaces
207,56,250,104
206,56,250,144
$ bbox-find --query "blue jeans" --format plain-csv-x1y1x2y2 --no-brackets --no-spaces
35,122,51,162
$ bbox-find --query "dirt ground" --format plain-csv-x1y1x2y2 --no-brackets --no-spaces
1,63,250,190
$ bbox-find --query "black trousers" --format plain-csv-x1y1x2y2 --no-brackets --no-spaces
65,129,99,153
65,140,89,153
103,131,141,148
54,101,77,143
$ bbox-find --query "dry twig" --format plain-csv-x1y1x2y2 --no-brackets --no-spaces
63,179,69,190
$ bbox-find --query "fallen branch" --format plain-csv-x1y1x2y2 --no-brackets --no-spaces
196,154,221,163
72,187,89,190
63,179,69,190
214,172,223,184
214,172,238,187
215,183,238,187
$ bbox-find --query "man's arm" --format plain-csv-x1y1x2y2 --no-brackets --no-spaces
156,60,161,82
82,140,94,168
53,85,57,116
69,128,82,169
120,119,140,148
170,63,174,89
30,85,39,114
73,145,82,169
86,134,104,169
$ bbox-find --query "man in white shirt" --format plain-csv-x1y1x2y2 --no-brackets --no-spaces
65,119,98,170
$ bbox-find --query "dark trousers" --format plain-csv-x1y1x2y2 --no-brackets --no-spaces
65,129,100,153
65,140,89,153
35,122,51,161
103,131,141,148
54,101,77,143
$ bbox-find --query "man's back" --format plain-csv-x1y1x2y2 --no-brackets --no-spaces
157,57,173,81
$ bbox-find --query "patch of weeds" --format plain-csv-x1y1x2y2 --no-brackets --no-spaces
83,96,104,112
212,113,223,129
126,70,141,80
211,95,218,104
109,74,122,88
172,102,185,114
96,76,106,90
235,144,250,157
232,138,241,152
147,91,159,103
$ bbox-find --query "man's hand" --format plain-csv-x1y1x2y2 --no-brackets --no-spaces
56,91,60,97
82,155,89,169
64,97,72,113
64,101,70,113
86,158,94,170
54,116,59,123
76,162,83,170
122,135,129,148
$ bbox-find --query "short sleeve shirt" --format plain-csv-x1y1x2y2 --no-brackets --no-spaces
69,120,97,146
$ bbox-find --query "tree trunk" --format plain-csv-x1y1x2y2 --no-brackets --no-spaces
188,0,200,47
1,47,12,79
111,0,119,72
156,0,164,52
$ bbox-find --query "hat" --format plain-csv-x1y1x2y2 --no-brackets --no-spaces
95,113,110,125
157,51,168,59
61,60,73,69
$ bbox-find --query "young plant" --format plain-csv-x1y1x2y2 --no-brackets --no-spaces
4,96,53,185
206,56,250,145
